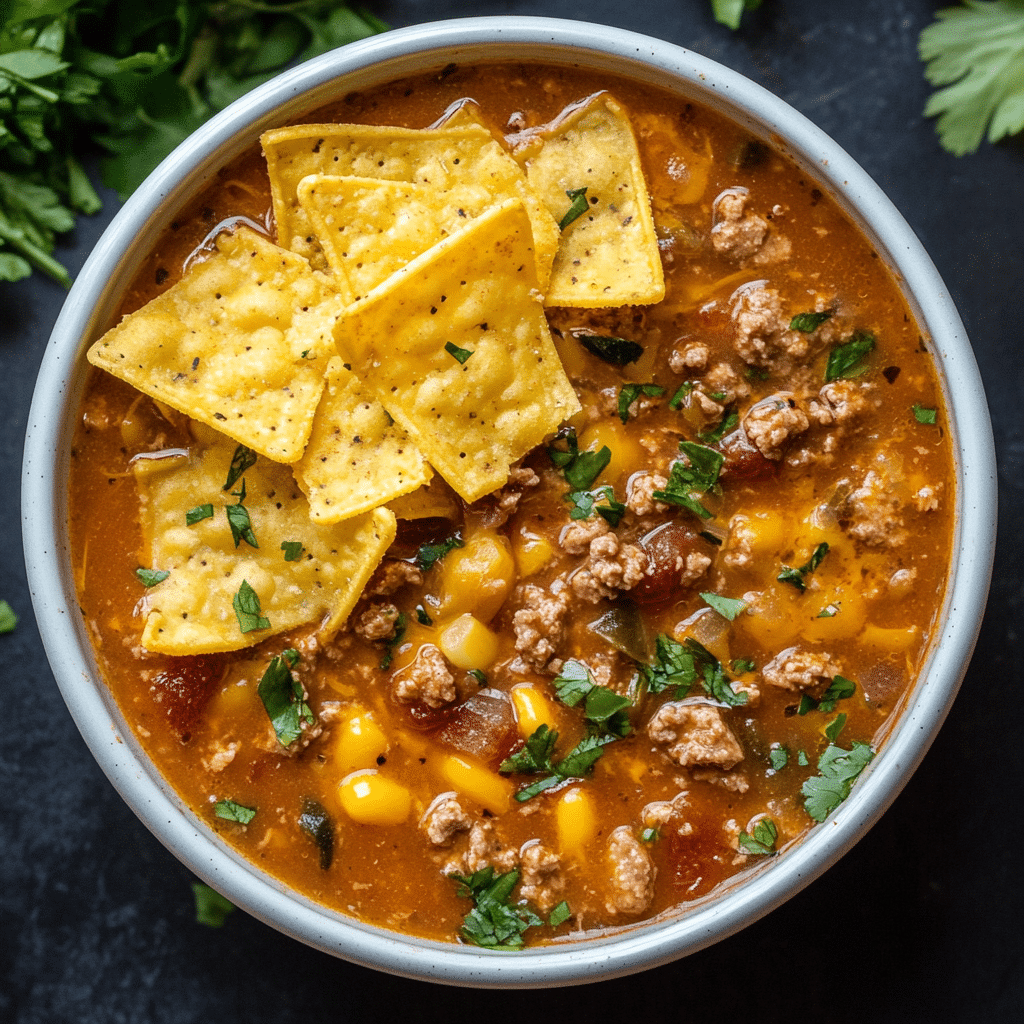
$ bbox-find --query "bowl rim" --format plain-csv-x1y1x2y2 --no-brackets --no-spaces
22,15,996,987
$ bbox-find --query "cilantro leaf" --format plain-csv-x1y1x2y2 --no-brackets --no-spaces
565,486,626,527
415,534,464,571
738,816,778,855
551,660,632,738
920,0,1024,155
618,382,665,422
135,567,168,587
223,444,256,491
825,332,876,381
233,579,269,633
913,403,938,425
548,427,611,490
669,381,695,409
688,637,747,707
697,409,738,444
281,540,304,561
548,901,572,927
710,0,765,31
226,480,258,549
186,503,214,525
191,882,235,928
558,186,589,230
0,599,17,634
642,633,698,698
500,723,559,774
444,341,473,364
576,333,645,366
652,441,724,519
825,712,848,742
214,799,256,825
802,740,875,822
700,591,748,621
450,867,543,949
777,542,830,592
257,648,313,747
769,746,789,771
379,612,407,670
790,310,833,332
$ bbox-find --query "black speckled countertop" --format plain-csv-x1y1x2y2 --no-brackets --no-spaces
3,2,1021,1020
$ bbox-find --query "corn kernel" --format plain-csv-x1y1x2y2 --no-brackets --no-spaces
334,711,389,773
511,684,556,739
556,787,598,860
438,752,512,813
799,588,868,643
437,530,516,623
337,770,412,826
860,624,920,652
578,420,645,488
512,525,554,579
437,613,499,670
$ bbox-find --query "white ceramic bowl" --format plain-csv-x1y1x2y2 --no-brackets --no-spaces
22,16,996,987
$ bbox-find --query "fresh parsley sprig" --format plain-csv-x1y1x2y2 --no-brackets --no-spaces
257,648,314,747
802,740,875,822
450,867,544,949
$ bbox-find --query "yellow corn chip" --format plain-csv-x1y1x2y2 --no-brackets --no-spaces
297,176,475,302
87,227,338,463
522,94,665,307
387,476,461,521
135,425,396,654
335,199,581,503
261,123,558,288
294,357,431,523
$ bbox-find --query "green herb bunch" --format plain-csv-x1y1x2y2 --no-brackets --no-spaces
0,0,386,286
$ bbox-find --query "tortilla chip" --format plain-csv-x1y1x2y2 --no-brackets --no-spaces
261,123,558,288
294,357,431,523
87,227,338,463
297,176,476,302
335,199,581,503
386,476,461,521
135,425,395,654
522,94,665,307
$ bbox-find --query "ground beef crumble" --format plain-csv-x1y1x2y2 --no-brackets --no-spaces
648,700,745,769
605,826,655,916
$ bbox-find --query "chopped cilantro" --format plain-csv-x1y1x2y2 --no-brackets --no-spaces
913,403,938,425
223,444,256,491
444,341,473,364
416,604,433,625
558,187,589,231
798,675,857,715
777,542,829,592
281,540,304,561
552,659,632,738
790,310,833,332
548,427,611,490
641,827,661,843
738,816,778,856
732,658,756,674
668,381,695,409
214,799,256,825
191,882,235,928
618,382,665,422
698,409,739,444
769,746,789,771
233,580,269,633
797,750,809,766
642,633,697,699
576,334,645,366
687,637,748,707
379,612,407,670
135,567,169,587
0,600,16,634
700,591,748,621
825,331,876,382
501,723,615,803
415,534,464,571
226,480,258,549
501,723,559,775
565,486,626,527
745,365,770,382
652,441,724,519
825,713,848,742
548,901,572,927
468,669,487,686
818,603,840,618
257,648,312,746
450,867,543,949
186,503,214,525
802,740,874,822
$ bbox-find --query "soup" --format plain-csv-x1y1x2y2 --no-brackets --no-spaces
69,61,953,947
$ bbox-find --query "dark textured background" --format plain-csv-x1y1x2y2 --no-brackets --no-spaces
2,1,1020,1020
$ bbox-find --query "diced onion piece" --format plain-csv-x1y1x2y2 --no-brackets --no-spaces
337,769,411,825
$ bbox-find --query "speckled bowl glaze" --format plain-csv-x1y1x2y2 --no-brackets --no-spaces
23,16,996,987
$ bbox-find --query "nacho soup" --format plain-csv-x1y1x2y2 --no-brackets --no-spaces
69,61,954,948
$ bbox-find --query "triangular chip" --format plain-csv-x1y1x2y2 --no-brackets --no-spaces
261,123,558,288
294,356,431,523
522,94,665,307
87,227,338,462
297,176,475,302
134,426,396,654
387,476,461,521
334,200,581,503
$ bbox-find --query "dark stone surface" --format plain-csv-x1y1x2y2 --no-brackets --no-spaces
2,1,1020,1020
